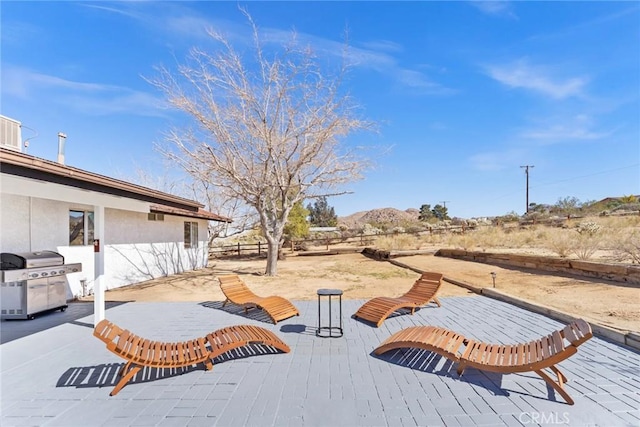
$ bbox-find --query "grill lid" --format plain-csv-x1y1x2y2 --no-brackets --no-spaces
0,251,65,270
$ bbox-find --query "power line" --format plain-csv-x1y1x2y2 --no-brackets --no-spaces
485,163,639,203
530,163,639,189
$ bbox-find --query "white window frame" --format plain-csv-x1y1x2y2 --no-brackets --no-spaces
69,210,94,246
184,221,199,249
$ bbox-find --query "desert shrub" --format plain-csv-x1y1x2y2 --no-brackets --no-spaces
451,234,476,251
572,234,601,260
612,202,640,213
420,232,446,246
569,222,602,259
460,226,504,248
360,223,383,236
598,215,640,229
375,234,419,251
546,229,574,257
576,221,601,235
611,229,640,263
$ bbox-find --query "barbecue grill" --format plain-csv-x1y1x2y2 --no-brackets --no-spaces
0,251,82,320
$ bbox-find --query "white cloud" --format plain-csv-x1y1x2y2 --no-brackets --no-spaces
158,8,454,96
58,3,455,97
469,1,517,18
518,114,611,144
359,40,404,53
485,59,589,99
469,148,526,171
469,152,505,171
2,66,166,117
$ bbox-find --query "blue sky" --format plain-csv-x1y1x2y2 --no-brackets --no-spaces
2,1,639,219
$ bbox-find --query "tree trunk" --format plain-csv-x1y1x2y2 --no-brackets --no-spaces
265,239,279,276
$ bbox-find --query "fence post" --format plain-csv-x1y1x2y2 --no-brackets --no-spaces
237,242,240,256
258,241,261,255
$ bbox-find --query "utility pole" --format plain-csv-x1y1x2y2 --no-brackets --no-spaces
520,165,534,213
440,201,450,208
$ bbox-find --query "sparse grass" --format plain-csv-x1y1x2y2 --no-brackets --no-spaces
325,261,412,279
391,215,639,263
375,234,421,251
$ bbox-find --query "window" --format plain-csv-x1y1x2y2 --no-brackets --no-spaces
147,213,164,221
184,221,198,248
69,210,94,246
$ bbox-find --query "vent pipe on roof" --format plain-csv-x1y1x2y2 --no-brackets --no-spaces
57,132,67,164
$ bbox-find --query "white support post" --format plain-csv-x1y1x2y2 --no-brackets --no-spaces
93,205,105,326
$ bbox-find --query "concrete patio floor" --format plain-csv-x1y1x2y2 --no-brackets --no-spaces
1,296,639,426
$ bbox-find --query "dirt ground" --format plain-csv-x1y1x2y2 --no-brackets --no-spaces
96,252,639,333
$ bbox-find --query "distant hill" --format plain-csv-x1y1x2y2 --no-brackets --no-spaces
338,207,420,229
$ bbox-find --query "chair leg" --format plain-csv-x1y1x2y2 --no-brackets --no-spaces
432,297,442,307
535,369,574,405
456,362,467,376
111,364,141,396
119,360,133,376
550,365,569,384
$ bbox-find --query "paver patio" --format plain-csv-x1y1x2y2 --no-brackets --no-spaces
1,296,639,426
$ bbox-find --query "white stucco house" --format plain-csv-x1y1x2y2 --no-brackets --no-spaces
0,115,230,321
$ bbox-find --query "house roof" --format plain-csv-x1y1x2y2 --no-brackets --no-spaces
150,204,230,222
0,147,231,223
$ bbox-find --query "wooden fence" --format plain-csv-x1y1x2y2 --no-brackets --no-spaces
208,228,468,258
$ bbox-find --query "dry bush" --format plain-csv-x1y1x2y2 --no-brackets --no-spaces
546,229,574,258
609,228,640,263
476,226,509,247
571,234,601,260
418,232,448,247
599,214,640,228
375,234,420,251
451,226,507,248
447,234,476,250
363,215,637,262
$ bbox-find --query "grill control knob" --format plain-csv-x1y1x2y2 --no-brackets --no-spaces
50,271,57,276
41,272,48,276
30,273,38,278
59,270,65,274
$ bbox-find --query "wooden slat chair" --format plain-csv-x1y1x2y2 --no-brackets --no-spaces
218,274,300,324
93,319,290,396
353,272,443,327
374,319,593,405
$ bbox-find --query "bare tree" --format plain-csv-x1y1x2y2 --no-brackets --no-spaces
150,13,372,275
128,162,258,245
188,180,258,245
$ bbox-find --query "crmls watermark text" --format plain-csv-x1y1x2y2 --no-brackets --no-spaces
518,411,570,425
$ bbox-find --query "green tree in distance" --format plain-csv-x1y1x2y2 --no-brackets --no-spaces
306,197,338,227
554,196,581,219
431,204,450,221
284,201,310,240
418,204,434,221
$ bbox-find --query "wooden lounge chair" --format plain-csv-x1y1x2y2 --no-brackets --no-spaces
374,319,593,405
353,272,443,327
218,274,300,324
93,319,290,396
